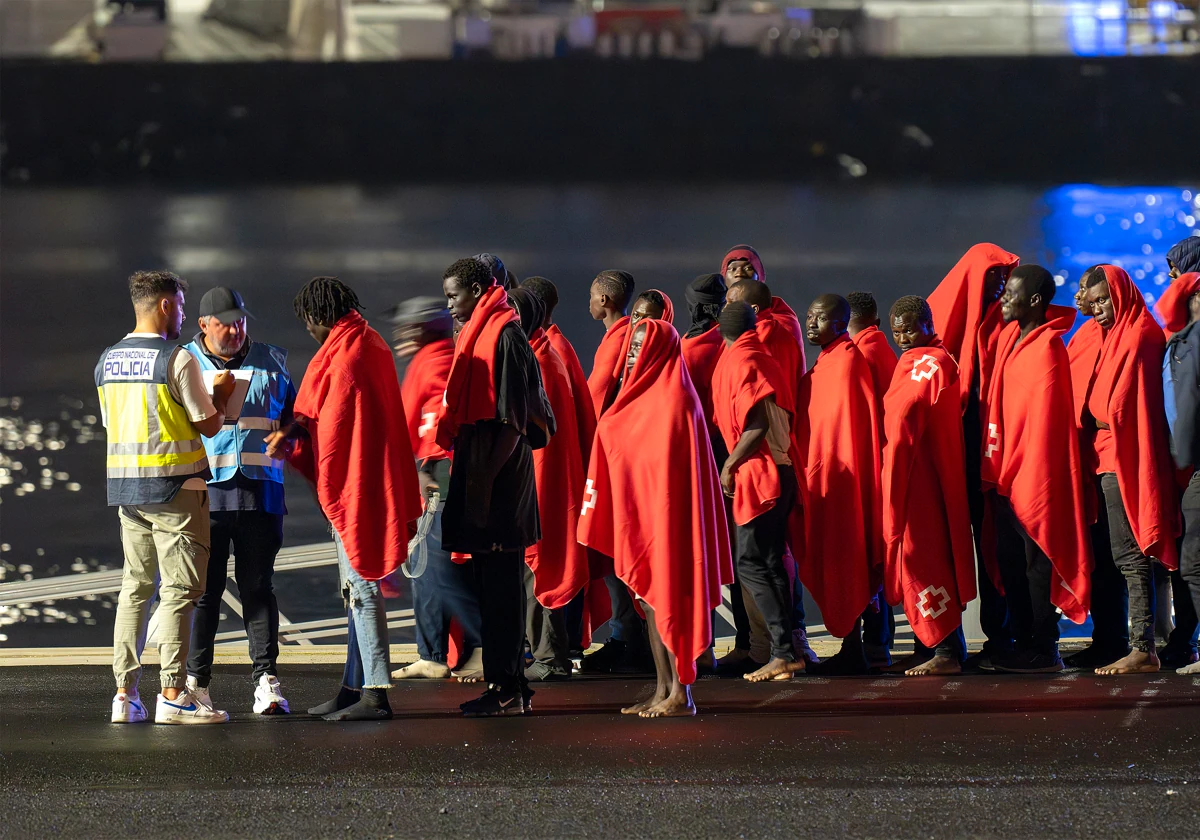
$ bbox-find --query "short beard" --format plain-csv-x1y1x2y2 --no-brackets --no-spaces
208,334,245,357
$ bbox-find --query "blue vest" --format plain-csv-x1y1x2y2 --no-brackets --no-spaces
183,339,291,486
95,335,212,506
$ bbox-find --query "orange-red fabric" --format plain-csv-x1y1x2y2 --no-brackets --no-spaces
435,284,519,451
1066,318,1103,524
290,311,422,581
401,338,454,462
546,324,597,468
578,320,733,685
764,297,808,373
1153,272,1200,339
721,245,765,282
711,331,791,526
882,341,976,647
587,315,630,419
682,324,725,425
756,302,805,408
526,330,590,609
794,332,883,638
852,326,898,404
927,243,1021,408
1081,266,1181,569
982,307,1092,623
648,289,676,325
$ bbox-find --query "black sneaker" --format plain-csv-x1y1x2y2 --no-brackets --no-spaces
962,650,999,672
579,640,628,674
1158,646,1200,670
461,687,525,718
993,650,1065,674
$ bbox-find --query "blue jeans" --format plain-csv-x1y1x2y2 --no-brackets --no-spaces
412,507,482,663
334,530,391,688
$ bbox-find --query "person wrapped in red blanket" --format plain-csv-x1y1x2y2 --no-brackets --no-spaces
1076,265,1180,676
579,319,732,717
881,296,975,676
267,277,422,721
981,265,1092,675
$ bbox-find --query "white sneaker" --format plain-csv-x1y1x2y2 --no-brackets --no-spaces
252,674,290,715
155,689,229,724
111,691,148,723
392,659,452,680
186,676,214,711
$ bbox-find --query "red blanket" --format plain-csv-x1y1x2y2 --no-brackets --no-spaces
546,324,597,468
525,330,590,609
578,320,732,685
290,311,423,581
882,341,977,647
682,324,725,425
756,303,805,408
587,315,630,419
794,333,882,638
981,307,1092,623
401,338,454,462
648,288,676,325
853,326,898,404
1153,272,1200,339
927,243,1020,408
712,331,791,526
435,284,518,451
1082,266,1180,569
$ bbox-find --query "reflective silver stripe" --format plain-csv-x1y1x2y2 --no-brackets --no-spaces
237,417,280,431
240,452,284,468
107,439,205,456
209,454,240,468
107,462,210,478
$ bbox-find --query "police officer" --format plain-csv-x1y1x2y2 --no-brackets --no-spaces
100,270,234,725
183,287,296,715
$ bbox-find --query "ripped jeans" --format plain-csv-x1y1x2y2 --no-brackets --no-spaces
334,530,392,689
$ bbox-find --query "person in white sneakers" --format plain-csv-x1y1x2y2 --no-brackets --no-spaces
183,287,295,715
97,270,233,725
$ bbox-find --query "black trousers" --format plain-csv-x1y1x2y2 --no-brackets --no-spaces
993,494,1060,655
470,549,528,694
1098,474,1157,652
188,510,283,686
1171,470,1200,651
524,565,572,671
963,393,1013,655
735,465,798,662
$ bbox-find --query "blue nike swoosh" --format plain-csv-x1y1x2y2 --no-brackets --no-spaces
163,701,197,711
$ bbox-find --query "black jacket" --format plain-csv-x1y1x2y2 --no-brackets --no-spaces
1168,320,1200,469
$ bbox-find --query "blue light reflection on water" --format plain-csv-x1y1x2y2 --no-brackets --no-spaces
1040,184,1199,343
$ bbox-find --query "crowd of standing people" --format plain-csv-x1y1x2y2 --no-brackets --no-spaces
96,235,1200,723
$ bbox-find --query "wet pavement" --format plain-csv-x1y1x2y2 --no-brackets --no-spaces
2,664,1199,837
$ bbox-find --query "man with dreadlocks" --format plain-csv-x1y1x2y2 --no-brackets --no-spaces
265,276,422,720
437,259,555,716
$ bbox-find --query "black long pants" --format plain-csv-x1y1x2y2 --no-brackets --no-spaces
188,510,283,687
1171,470,1200,651
963,392,1013,654
993,494,1060,655
524,566,572,671
470,549,528,694
735,465,798,662
913,626,968,660
1098,474,1157,652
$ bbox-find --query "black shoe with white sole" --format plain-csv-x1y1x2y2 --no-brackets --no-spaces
461,686,526,717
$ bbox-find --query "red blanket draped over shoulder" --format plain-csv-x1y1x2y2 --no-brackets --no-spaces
682,325,725,427
1081,266,1180,569
712,331,795,525
435,284,519,451
587,315,630,419
1153,272,1200,339
290,311,422,581
578,320,732,685
527,329,590,609
546,324,597,467
794,333,882,638
852,326,898,403
882,341,976,647
401,338,454,461
981,307,1092,622
756,301,806,407
927,243,1020,408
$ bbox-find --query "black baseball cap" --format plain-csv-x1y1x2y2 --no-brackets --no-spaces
198,287,253,324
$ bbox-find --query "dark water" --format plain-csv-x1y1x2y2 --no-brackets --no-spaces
1,183,1194,647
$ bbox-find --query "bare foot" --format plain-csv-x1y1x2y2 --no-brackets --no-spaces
881,652,931,674
639,688,697,718
456,673,484,684
621,691,665,715
1095,649,1160,675
744,657,805,682
905,654,962,676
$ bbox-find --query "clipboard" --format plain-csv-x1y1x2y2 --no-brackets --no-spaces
202,369,253,421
